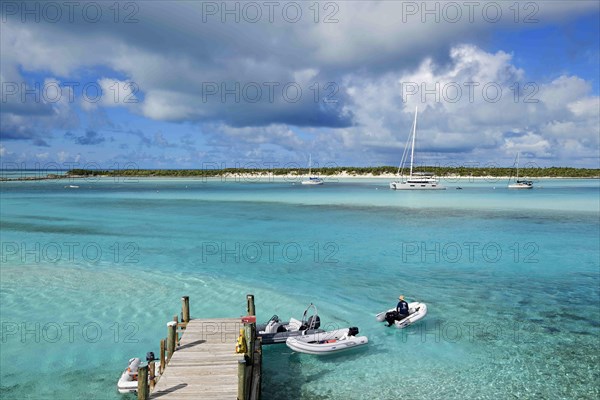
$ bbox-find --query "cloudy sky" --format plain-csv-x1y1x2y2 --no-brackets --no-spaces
1,1,599,169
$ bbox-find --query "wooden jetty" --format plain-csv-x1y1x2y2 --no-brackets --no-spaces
136,295,262,400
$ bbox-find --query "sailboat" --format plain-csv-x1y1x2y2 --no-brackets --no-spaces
390,107,445,190
508,152,533,189
301,154,323,185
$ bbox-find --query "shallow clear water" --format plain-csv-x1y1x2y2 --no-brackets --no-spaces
1,178,599,399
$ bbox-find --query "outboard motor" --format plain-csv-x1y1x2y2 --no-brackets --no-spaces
265,319,284,334
348,327,359,337
308,315,321,329
305,315,321,330
146,352,156,362
385,311,399,326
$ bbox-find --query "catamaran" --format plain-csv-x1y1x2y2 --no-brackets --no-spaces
508,152,533,189
301,154,323,185
390,107,445,190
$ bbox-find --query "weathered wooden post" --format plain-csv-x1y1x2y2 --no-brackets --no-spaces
246,294,255,316
237,358,246,400
247,294,257,361
167,321,177,361
182,295,190,323
250,337,262,400
137,364,149,400
149,361,156,391
159,338,166,373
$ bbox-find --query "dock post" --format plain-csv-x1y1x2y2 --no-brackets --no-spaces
246,294,255,316
149,361,156,391
137,364,149,400
167,321,177,361
237,358,246,400
182,295,190,323
159,338,166,373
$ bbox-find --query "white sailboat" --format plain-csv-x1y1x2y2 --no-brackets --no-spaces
390,107,445,190
301,154,324,185
508,152,533,189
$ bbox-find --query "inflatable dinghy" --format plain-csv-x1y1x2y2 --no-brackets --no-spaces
376,302,427,329
117,357,141,394
285,327,368,355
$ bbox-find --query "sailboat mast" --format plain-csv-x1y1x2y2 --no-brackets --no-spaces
308,154,312,176
516,152,520,180
409,107,418,177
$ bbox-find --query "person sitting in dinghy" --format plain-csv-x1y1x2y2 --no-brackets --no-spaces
385,295,409,326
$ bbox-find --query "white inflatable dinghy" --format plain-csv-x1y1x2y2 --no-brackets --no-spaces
376,302,427,329
285,327,368,355
117,357,141,394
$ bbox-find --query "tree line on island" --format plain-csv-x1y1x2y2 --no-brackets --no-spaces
66,166,600,178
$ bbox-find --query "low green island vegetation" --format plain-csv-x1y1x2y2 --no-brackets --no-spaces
64,166,600,178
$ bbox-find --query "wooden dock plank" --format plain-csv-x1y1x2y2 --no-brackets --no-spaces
151,318,245,400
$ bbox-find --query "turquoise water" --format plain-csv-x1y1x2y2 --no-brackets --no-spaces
1,178,599,399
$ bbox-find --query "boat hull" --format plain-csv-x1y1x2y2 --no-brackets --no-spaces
258,328,325,345
390,182,445,190
285,328,368,355
508,184,533,189
117,370,139,394
301,180,323,185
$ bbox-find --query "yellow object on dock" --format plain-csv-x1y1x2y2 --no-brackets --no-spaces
236,328,248,354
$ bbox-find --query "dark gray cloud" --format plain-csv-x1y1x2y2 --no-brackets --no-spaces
73,130,105,145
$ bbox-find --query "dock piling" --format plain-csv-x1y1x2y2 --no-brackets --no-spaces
247,294,255,316
137,364,149,400
159,339,165,374
182,295,190,323
166,321,177,361
237,358,247,400
149,361,156,391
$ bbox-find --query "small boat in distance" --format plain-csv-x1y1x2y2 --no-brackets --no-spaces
376,302,428,329
301,154,323,185
390,107,445,190
508,152,533,189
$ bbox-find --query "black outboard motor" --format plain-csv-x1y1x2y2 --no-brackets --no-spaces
299,315,321,330
348,327,359,336
307,315,321,330
146,352,156,362
385,311,399,326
